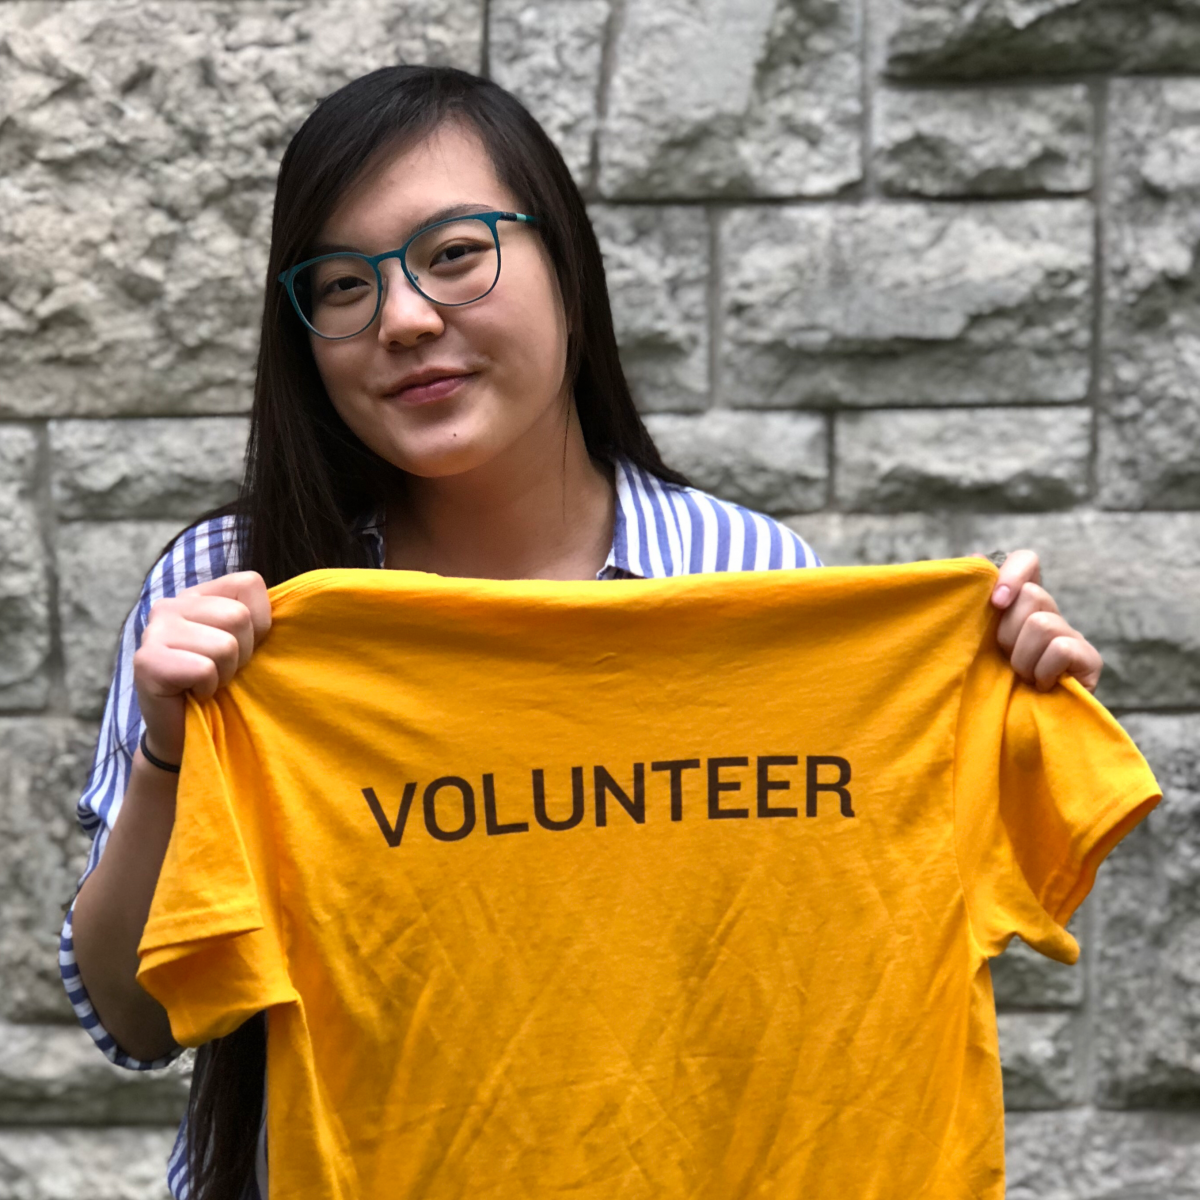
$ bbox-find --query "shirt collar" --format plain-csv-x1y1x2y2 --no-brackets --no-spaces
600,456,680,580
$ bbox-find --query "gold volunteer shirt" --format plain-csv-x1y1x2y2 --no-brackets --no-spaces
137,560,1160,1200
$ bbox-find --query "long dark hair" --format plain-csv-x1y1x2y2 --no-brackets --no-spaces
187,65,687,1197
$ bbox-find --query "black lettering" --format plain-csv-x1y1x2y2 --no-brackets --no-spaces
806,756,854,818
594,764,645,826
757,755,799,818
363,783,416,847
483,773,529,836
532,767,585,831
423,776,476,841
651,759,701,821
707,757,750,820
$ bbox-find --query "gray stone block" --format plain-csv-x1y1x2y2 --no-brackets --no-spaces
57,522,183,720
784,510,964,569
0,0,481,419
991,932,1084,1010
597,0,861,198
835,407,1091,511
489,0,610,185
0,719,97,1023
0,1025,189,1125
1093,714,1200,1109
998,1012,1077,1110
0,427,51,710
51,417,247,520
875,85,1093,197
1005,1109,1200,1199
0,1128,176,1199
884,0,1200,78
721,201,1092,407
644,410,827,513
591,205,709,411
1099,79,1200,509
789,511,1200,709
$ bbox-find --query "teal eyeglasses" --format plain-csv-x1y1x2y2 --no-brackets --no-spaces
278,210,539,340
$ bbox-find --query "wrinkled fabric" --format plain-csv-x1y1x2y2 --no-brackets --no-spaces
138,561,1159,1200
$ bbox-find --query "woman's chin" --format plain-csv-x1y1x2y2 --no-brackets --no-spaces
388,436,500,481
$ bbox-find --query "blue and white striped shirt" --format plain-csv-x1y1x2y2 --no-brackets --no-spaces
59,457,820,1198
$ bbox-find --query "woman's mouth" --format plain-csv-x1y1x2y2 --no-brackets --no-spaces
386,372,473,406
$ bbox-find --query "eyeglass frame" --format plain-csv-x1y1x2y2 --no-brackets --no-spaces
276,210,540,340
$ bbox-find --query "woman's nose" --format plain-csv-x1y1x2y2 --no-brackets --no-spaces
375,261,444,346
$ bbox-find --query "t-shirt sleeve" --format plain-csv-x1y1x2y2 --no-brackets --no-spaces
137,694,295,1047
956,660,1161,966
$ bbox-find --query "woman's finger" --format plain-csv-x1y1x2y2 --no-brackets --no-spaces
991,549,1042,609
1032,635,1087,692
166,594,257,669
138,620,244,690
134,643,223,702
1008,609,1070,682
996,581,1059,655
1036,634,1104,693
192,571,273,645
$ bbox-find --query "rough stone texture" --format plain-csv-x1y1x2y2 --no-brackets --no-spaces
51,417,248,520
0,1129,176,1199
0,1026,189,1125
884,0,1200,79
590,205,709,411
1100,80,1200,509
0,2,1197,1192
1093,714,1200,1109
875,85,1093,197
489,0,609,186
721,201,1093,407
57,522,182,719
791,511,1200,710
0,719,95,1023
597,0,861,198
991,931,1085,1010
1005,1110,1200,1199
0,0,482,419
0,426,50,710
835,407,1091,511
998,1012,1077,1110
645,410,827,512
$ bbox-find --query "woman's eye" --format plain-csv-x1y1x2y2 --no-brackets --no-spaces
430,240,487,268
318,274,371,303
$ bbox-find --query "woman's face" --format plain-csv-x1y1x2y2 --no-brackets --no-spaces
307,122,570,480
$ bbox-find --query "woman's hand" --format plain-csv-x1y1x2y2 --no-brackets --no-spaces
133,571,272,765
987,550,1103,693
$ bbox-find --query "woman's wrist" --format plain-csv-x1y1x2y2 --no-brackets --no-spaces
138,729,182,774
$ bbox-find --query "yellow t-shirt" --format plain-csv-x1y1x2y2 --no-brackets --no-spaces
137,560,1160,1200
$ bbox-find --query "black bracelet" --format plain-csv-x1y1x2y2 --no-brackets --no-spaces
139,728,181,774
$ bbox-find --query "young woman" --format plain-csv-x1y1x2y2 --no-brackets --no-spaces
62,66,1103,1199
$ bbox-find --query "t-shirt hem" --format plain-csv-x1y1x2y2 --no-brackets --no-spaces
1047,781,1161,926
140,904,264,958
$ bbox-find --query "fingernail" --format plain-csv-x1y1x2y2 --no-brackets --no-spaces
993,585,1011,606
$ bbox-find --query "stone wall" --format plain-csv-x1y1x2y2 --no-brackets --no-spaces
1,0,1198,1195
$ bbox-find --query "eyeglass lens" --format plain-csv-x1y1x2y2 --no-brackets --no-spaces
295,218,501,338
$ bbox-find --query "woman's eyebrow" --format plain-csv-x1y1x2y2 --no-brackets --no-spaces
311,203,499,257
